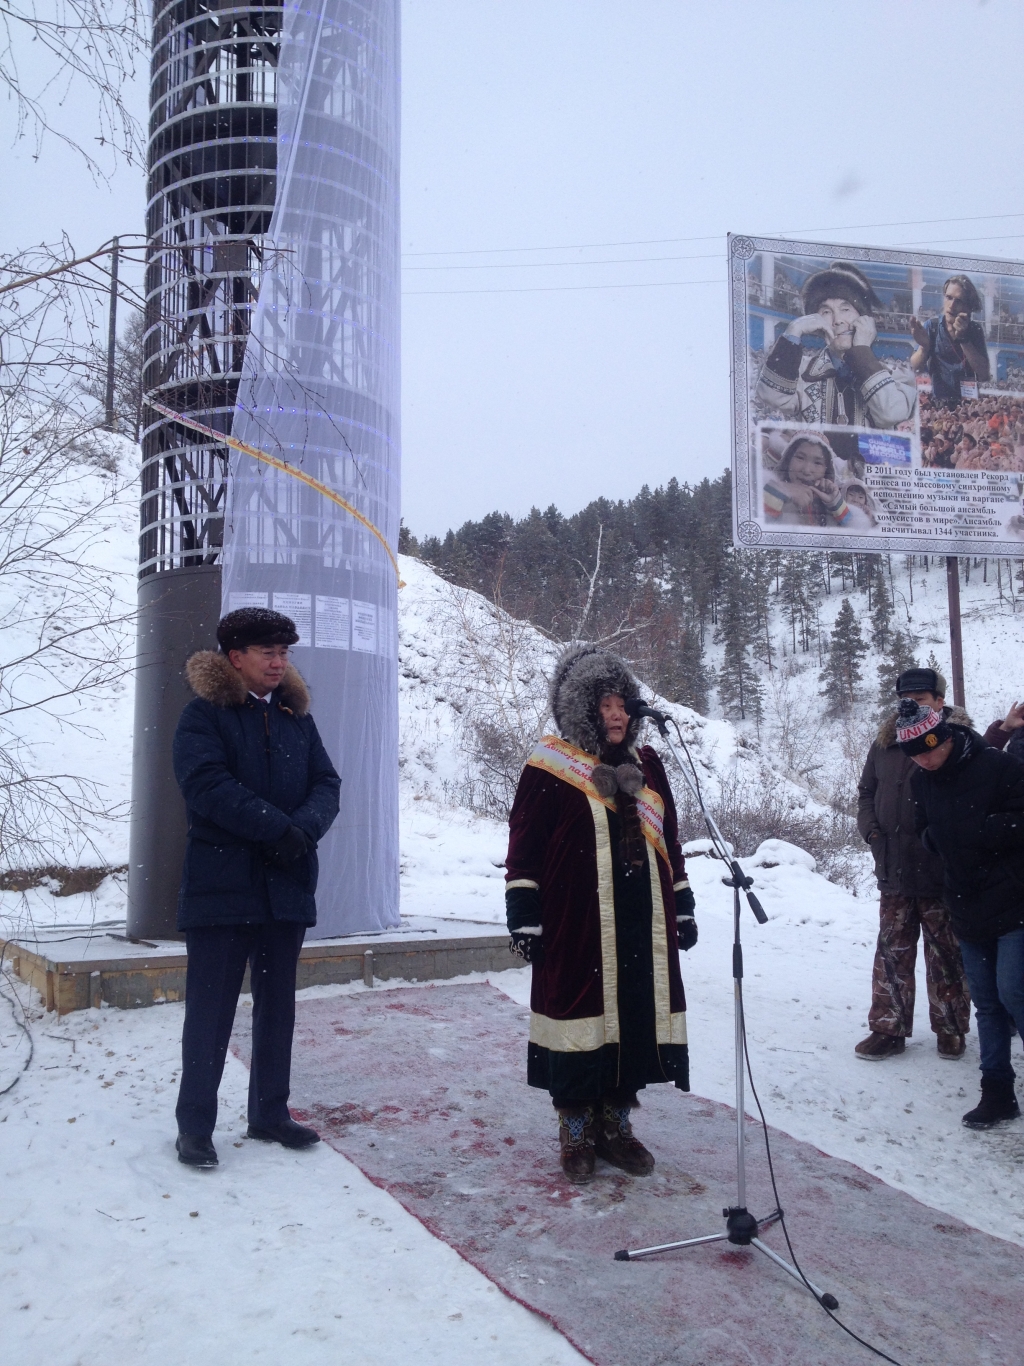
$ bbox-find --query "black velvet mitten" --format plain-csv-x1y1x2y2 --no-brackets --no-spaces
509,931,542,964
677,917,698,952
506,884,542,964
675,884,698,951
675,885,696,917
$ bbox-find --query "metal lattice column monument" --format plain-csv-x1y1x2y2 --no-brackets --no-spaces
129,0,401,939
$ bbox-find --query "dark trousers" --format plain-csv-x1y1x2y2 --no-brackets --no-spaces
175,921,306,1137
868,894,971,1038
957,930,1024,1083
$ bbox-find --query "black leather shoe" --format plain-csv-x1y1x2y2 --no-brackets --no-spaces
247,1118,321,1148
176,1134,218,1167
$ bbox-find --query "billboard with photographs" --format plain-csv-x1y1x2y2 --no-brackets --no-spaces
729,234,1024,556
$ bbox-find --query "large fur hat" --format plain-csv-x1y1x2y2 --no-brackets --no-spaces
216,607,298,653
548,644,641,755
802,261,881,318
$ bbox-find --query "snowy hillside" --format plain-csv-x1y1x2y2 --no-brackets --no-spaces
3,467,1024,943
2,506,837,934
395,554,832,924
724,557,1024,829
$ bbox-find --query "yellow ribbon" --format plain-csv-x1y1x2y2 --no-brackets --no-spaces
526,735,672,869
147,399,404,586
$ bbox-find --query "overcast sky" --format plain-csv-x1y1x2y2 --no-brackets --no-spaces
5,0,1024,536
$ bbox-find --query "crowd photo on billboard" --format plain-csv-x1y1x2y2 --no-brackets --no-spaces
732,236,1024,553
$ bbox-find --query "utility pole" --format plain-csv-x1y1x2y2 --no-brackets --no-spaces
946,556,965,707
104,237,119,431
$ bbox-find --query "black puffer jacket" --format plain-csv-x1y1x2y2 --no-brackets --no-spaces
857,706,970,898
912,726,1024,942
172,653,341,930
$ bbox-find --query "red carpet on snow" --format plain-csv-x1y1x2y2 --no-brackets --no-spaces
233,982,1024,1366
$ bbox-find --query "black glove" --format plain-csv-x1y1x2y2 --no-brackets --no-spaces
675,884,697,951
677,917,698,952
509,931,542,964
262,825,309,868
675,885,696,917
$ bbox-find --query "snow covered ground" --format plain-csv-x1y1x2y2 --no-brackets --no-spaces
3,838,1023,1362
4,505,1024,1358
0,984,584,1366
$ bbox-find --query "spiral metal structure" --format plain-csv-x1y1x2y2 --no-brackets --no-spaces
130,0,283,937
141,0,282,575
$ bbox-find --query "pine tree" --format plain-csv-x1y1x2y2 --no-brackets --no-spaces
820,598,868,715
716,553,763,725
876,627,919,711
869,559,893,651
778,553,823,654
747,552,776,671
398,520,419,555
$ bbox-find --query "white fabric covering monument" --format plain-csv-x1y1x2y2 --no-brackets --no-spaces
224,0,401,936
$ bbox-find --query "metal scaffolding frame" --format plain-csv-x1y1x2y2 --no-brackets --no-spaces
129,0,401,939
141,0,283,576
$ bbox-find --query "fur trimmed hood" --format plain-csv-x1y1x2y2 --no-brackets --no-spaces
185,651,311,716
548,644,641,756
876,703,970,748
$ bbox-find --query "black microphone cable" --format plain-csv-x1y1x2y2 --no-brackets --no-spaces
739,984,904,1365
649,707,906,1365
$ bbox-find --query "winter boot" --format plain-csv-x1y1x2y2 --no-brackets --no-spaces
594,1098,655,1176
936,1031,967,1060
854,1032,906,1061
557,1105,596,1184
176,1134,218,1168
962,1077,1021,1129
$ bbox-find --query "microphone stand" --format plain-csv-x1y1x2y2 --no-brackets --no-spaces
613,710,839,1311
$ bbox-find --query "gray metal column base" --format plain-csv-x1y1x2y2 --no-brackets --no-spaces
127,564,221,940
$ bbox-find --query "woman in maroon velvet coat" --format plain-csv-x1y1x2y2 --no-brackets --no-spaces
505,646,696,1184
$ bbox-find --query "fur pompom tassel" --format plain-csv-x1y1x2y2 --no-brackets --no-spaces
592,764,619,798
615,764,643,795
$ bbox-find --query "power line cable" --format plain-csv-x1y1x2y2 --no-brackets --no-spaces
402,210,1024,259
404,250,722,272
404,232,1024,279
403,276,723,298
403,229,1024,296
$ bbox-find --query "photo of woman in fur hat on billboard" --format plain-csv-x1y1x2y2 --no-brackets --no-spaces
761,431,853,528
756,261,917,429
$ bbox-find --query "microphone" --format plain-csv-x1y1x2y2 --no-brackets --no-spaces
624,697,669,726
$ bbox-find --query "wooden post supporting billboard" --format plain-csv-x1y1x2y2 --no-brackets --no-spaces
946,556,965,708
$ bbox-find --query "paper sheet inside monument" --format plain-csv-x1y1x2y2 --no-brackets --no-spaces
223,0,401,936
729,233,1024,556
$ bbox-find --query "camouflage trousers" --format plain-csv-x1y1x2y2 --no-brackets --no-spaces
868,894,971,1038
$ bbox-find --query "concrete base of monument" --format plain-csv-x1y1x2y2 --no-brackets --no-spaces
0,916,514,1015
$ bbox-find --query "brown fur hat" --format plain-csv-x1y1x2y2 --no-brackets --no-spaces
185,651,311,715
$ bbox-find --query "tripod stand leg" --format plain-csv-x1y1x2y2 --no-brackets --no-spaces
750,1237,839,1309
615,1231,728,1261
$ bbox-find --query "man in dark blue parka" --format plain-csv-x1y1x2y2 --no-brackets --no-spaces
172,607,340,1167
